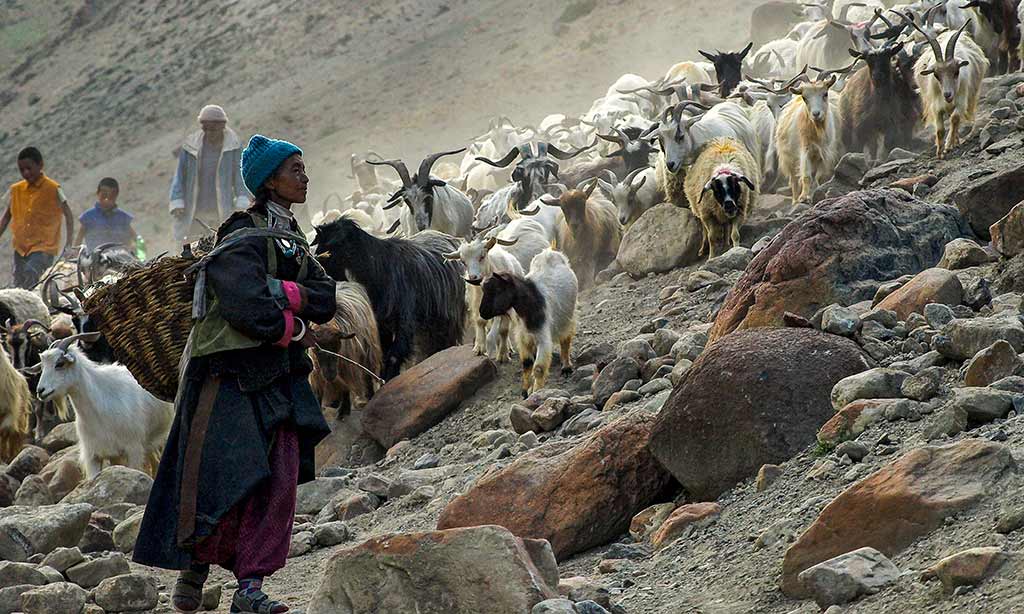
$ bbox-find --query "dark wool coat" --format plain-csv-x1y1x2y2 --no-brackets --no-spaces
133,207,335,571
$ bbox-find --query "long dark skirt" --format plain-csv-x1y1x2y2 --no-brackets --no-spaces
133,365,329,573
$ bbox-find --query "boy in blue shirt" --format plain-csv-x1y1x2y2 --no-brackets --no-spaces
75,177,138,252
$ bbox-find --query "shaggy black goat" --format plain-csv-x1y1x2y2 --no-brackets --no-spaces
312,218,466,380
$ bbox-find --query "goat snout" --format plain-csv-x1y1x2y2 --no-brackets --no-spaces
665,161,680,174
465,276,482,286
36,387,52,402
811,110,824,122
943,90,955,103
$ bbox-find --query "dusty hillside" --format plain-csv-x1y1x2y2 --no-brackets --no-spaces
0,0,752,253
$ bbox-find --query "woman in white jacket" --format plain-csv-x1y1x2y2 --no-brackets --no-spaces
168,104,251,243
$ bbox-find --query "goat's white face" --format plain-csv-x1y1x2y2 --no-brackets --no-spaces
399,186,433,233
598,181,633,225
657,120,696,174
35,347,77,402
458,240,491,285
794,77,836,125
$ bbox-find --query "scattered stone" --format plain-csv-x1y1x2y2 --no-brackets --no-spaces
924,303,956,329
651,328,868,500
602,390,641,411
331,491,380,521
0,562,47,589
576,343,616,370
834,441,870,463
39,424,77,455
618,338,656,364
701,246,753,275
629,503,676,543
921,547,1013,593
438,413,671,559
901,367,944,401
638,378,671,396
650,502,722,550
0,504,93,561
831,368,907,410
40,547,84,574
651,329,681,357
821,305,861,337
946,388,1015,423
996,506,1024,534
78,521,115,554
951,159,1024,239
61,465,152,507
616,204,703,277
670,332,707,362
19,582,87,614
413,453,440,470
296,478,354,516
66,552,131,589
964,340,1023,387
756,464,783,491
924,406,970,440
876,268,963,321
94,573,160,612
591,357,641,408
781,439,1016,596
991,201,1024,257
934,316,1024,361
288,531,314,557
13,476,52,507
5,447,48,483
818,399,894,446
307,526,559,613
533,598,577,614
797,547,900,608
511,404,539,435
362,346,497,447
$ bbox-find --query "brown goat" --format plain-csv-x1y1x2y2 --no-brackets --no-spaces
310,282,383,420
541,178,622,290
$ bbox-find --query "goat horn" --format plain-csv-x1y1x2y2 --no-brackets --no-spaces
623,166,648,187
51,331,101,353
597,132,626,146
367,159,413,187
539,196,561,207
603,169,619,184
19,319,50,333
484,236,497,250
495,236,518,246
546,142,595,160
475,147,522,169
945,19,971,62
417,148,466,187
837,1,866,23
386,219,402,234
578,177,599,199
898,10,943,61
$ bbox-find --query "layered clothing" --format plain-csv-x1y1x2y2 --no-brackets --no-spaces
169,128,250,243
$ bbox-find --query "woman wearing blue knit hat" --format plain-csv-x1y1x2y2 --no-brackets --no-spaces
134,135,336,614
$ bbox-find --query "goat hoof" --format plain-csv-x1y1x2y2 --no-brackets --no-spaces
521,390,529,400
560,367,573,377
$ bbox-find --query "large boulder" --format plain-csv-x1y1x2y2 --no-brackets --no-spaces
616,204,703,277
361,346,497,448
437,413,671,559
61,466,151,508
951,161,1024,240
781,439,1016,596
19,582,88,614
934,316,1024,361
990,201,1024,257
307,525,558,614
0,504,93,561
709,189,964,342
649,328,869,501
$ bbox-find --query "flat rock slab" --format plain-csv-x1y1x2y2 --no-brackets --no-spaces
307,525,558,614
952,160,1024,240
437,413,671,560
781,439,1016,597
798,547,900,608
361,345,497,448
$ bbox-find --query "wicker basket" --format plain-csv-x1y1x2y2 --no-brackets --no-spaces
83,254,199,402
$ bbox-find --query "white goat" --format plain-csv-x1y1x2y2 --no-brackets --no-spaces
908,19,989,158
489,217,551,273
445,236,524,362
596,167,662,227
649,101,762,178
31,333,174,479
371,150,475,238
479,249,579,398
775,73,843,203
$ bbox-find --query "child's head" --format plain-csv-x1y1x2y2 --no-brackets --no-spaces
96,177,119,210
16,148,43,184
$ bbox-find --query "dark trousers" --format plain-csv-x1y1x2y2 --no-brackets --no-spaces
13,252,54,289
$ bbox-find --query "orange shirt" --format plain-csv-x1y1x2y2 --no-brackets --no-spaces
8,175,66,256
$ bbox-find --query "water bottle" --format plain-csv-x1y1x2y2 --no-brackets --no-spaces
135,235,147,261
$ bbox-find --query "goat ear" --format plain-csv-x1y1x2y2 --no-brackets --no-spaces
20,364,41,376
737,175,757,191
958,60,969,68
698,49,716,62
920,67,934,75
540,196,562,207
596,179,614,196
443,251,461,260
848,48,861,59
739,42,753,60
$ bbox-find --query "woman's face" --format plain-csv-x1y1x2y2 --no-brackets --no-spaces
267,154,308,205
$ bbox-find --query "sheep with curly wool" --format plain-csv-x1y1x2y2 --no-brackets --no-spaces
683,137,761,258
0,344,29,462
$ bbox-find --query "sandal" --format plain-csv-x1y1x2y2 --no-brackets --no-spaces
172,566,208,613
230,587,289,614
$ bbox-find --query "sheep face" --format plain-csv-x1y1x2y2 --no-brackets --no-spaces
702,170,755,218
792,76,836,125
479,273,516,320
34,347,78,402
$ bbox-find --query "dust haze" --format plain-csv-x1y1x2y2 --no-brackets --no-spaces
0,0,752,254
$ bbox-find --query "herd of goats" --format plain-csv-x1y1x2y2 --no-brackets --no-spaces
0,0,1016,489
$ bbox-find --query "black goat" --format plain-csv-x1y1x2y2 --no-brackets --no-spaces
476,141,593,211
312,218,466,380
699,43,754,97
596,126,657,174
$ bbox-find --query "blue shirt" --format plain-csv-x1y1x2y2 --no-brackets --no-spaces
79,204,134,251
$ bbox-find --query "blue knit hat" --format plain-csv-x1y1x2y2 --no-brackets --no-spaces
241,135,303,194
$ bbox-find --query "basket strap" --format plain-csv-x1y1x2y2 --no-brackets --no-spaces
186,227,308,320
177,374,221,547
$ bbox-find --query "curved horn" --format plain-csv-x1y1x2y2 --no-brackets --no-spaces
837,1,865,23
495,236,518,246
623,166,648,187
475,147,522,169
51,331,102,353
539,196,562,207
945,19,971,62
367,159,413,187
386,218,402,234
546,142,595,160
19,319,51,333
898,10,943,61
578,177,599,198
417,148,466,186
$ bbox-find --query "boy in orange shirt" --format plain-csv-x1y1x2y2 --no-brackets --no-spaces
0,148,75,288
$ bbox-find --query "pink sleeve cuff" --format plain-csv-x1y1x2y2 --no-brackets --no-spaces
274,310,295,348
282,281,304,312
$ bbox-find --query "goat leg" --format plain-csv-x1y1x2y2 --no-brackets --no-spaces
559,333,574,377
